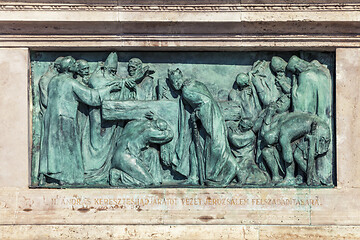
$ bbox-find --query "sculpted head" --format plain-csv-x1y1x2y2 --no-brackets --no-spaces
54,56,64,73
235,73,250,90
75,60,90,77
151,119,174,143
168,68,184,91
59,56,75,73
287,55,310,74
128,58,142,76
275,96,290,114
313,122,331,156
104,52,118,76
271,56,287,75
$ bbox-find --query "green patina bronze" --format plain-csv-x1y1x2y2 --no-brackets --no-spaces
30,51,335,188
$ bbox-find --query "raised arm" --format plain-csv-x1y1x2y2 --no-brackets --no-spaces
72,79,121,106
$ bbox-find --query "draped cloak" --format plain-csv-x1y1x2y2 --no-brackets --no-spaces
39,74,103,184
292,60,331,122
291,60,332,184
81,70,128,184
173,80,235,180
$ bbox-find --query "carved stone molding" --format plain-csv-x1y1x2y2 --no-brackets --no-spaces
0,3,360,12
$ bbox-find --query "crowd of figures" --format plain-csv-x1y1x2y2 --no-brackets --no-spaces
34,52,333,188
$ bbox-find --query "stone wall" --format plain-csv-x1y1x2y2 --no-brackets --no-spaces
1,1,360,239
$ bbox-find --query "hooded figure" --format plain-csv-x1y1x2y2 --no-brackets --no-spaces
287,55,331,121
287,55,333,185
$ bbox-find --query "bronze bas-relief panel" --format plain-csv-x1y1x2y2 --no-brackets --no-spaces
30,51,335,189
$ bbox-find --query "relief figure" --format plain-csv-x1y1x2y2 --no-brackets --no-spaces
81,53,150,184
110,114,173,187
261,112,330,186
287,55,333,185
39,56,121,185
168,68,243,187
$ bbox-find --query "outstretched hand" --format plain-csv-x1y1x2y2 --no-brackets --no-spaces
107,81,122,92
125,79,136,89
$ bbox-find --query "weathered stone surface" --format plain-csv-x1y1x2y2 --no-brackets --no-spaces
310,188,360,225
1,225,360,240
0,187,325,225
258,226,360,240
0,48,29,188
335,48,360,189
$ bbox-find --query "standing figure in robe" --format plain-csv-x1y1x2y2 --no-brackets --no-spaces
38,56,64,117
39,56,121,185
287,55,331,121
73,59,91,138
168,68,243,187
82,52,150,184
127,58,156,100
34,56,63,184
227,73,269,185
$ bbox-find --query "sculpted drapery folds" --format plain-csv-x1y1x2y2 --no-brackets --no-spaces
167,68,244,186
110,115,174,187
39,56,121,185
286,55,333,185
33,52,334,188
81,53,152,184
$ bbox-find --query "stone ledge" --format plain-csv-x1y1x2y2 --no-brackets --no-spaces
1,225,360,240
1,35,360,50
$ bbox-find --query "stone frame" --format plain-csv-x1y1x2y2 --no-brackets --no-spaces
0,1,360,238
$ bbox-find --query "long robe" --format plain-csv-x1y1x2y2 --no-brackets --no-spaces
292,60,331,122
135,76,156,100
81,70,122,184
81,69,136,184
250,60,281,107
39,73,104,184
174,80,235,181
38,67,58,116
228,83,262,123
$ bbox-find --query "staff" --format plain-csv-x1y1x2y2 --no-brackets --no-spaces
191,110,205,186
